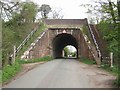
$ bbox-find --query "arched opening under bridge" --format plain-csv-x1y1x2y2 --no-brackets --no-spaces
52,33,78,59
63,45,77,58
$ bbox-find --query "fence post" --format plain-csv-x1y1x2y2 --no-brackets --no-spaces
110,52,113,68
13,45,16,64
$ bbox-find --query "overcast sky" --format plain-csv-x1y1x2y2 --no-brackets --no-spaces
26,0,95,19
13,0,117,19
15,0,116,19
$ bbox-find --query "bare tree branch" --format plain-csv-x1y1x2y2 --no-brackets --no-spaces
0,0,20,21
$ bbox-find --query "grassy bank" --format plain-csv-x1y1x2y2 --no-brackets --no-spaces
80,57,96,65
18,56,53,64
16,23,46,58
2,61,21,83
100,64,118,76
2,56,52,83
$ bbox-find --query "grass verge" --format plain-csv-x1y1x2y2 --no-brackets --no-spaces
2,61,21,83
2,56,53,84
80,57,96,65
100,64,118,76
18,56,53,64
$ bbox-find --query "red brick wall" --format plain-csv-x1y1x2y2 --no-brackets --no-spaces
28,28,94,60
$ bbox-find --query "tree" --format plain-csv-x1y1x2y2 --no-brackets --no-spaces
2,1,38,66
21,2,37,23
38,4,51,19
80,0,118,24
108,0,116,24
1,0,20,21
117,0,120,20
64,47,70,57
50,8,64,19
1,1,38,23
71,51,77,57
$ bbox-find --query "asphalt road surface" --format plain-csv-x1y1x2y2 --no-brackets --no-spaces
4,59,116,88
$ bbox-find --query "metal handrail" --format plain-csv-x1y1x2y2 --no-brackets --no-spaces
20,29,48,59
87,23,101,58
10,23,40,57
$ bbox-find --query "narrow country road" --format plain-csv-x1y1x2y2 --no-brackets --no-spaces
3,59,116,88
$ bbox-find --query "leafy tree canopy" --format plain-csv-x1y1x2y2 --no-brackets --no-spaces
38,4,51,18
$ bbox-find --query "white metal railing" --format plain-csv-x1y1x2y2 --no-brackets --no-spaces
10,23,40,58
83,33,101,65
20,29,48,59
88,24,101,58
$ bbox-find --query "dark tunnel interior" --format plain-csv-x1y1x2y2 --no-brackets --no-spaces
52,33,78,59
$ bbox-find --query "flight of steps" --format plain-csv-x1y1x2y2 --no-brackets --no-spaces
85,23,110,66
89,24,109,61
10,23,42,60
20,29,48,59
83,34,101,66
83,24,102,66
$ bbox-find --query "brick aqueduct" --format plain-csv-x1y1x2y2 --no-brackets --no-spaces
21,18,108,65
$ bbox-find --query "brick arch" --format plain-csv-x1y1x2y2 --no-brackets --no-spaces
52,33,78,58
21,19,103,65
21,27,94,61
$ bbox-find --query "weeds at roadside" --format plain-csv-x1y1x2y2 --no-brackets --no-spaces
79,57,96,65
18,56,53,64
2,61,21,83
2,56,53,84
